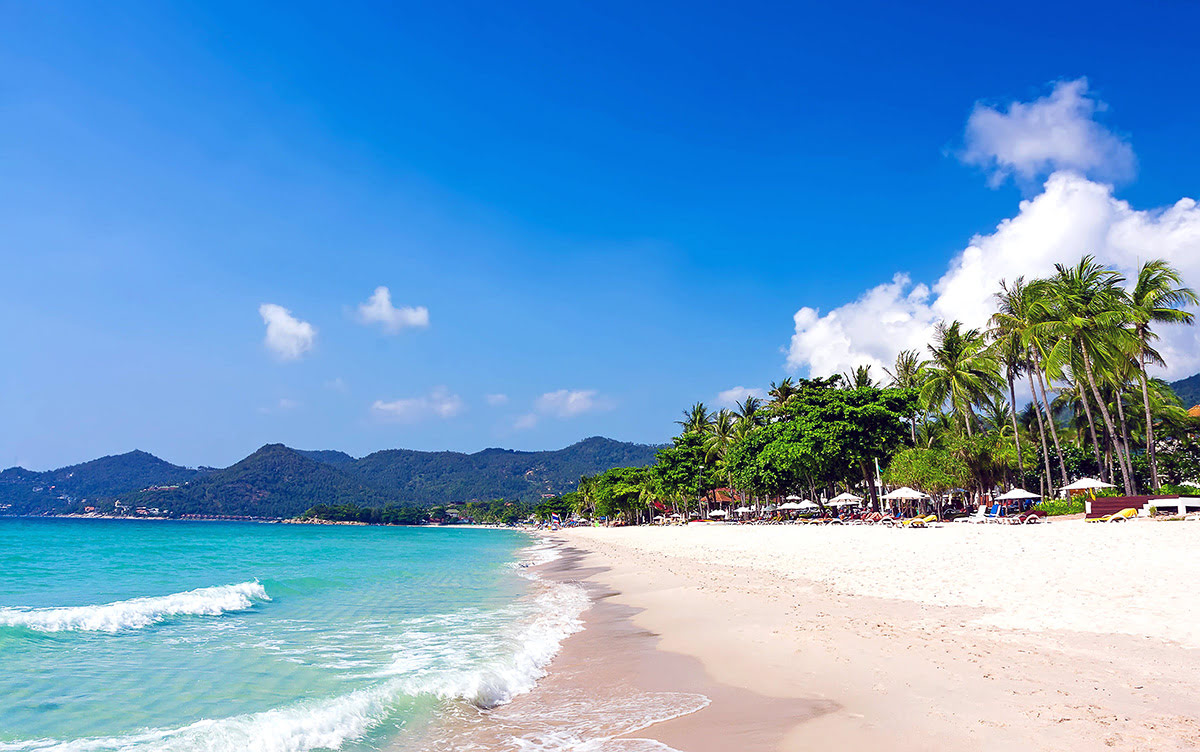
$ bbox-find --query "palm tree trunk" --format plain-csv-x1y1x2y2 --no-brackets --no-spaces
1026,369,1054,492
1079,343,1134,495
1138,348,1159,490
1007,373,1025,480
1077,378,1107,481
1031,350,1069,485
1114,388,1138,494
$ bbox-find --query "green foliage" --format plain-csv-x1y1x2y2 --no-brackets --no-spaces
1035,499,1085,516
883,448,969,493
300,503,429,525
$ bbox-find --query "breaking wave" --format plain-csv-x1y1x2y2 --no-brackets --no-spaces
0,581,270,633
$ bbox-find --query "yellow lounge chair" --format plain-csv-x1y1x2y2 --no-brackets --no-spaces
904,514,938,528
1087,507,1139,523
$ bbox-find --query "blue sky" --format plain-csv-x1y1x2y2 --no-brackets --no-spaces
3,1,1200,469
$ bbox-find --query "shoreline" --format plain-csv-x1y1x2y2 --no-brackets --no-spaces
547,524,1200,751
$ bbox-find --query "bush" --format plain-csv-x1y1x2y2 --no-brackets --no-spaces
1035,499,1085,516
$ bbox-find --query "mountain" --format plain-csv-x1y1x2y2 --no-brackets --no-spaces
295,449,357,468
1,437,661,517
0,450,198,515
343,436,661,504
1170,373,1200,409
134,444,395,518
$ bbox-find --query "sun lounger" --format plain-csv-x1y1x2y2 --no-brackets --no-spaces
982,503,1005,522
1086,507,1139,523
903,514,938,528
955,507,987,523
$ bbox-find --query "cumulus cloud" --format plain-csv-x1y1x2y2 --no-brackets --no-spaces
716,386,765,406
961,78,1135,186
485,393,509,406
787,172,1200,379
513,389,610,430
259,303,316,361
371,386,464,422
357,286,430,333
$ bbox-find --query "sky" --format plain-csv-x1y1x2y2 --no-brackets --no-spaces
3,1,1200,470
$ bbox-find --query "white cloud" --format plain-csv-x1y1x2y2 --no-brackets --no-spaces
961,78,1135,187
357,286,429,333
259,303,316,361
513,389,610,430
485,393,509,406
716,386,765,406
787,172,1200,379
371,386,464,423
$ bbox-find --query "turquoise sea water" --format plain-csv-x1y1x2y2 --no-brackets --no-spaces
0,519,580,752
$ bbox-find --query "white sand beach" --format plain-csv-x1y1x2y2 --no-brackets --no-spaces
550,521,1200,751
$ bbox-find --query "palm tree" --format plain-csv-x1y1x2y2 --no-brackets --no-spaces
1038,256,1138,494
1023,278,1071,486
885,349,925,445
767,378,798,407
842,365,877,389
703,410,738,464
989,278,1031,483
1129,260,1198,489
734,396,763,427
677,402,713,435
921,321,1003,437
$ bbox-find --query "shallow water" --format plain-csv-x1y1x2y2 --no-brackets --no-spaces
0,518,580,752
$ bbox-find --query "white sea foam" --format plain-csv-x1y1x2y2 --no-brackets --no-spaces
0,581,269,633
0,568,591,752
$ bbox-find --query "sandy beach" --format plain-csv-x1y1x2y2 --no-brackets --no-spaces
544,521,1200,751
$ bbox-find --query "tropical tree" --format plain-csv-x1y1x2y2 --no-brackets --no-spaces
842,365,877,389
1128,259,1198,489
767,378,798,408
677,402,713,435
920,320,1003,437
1038,256,1138,494
884,349,925,444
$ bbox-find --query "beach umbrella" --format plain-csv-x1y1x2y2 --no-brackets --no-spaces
777,501,803,510
798,500,819,510
784,494,803,501
734,506,752,513
996,488,1040,500
828,492,863,504
708,509,728,518
1060,477,1115,491
882,486,928,500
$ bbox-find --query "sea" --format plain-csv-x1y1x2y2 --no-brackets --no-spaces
0,518,589,752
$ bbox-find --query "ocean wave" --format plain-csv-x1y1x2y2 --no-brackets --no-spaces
0,573,590,752
0,581,270,633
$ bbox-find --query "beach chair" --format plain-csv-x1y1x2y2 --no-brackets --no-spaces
982,503,1004,522
1087,507,1138,523
1010,510,1046,524
903,514,938,528
955,507,987,523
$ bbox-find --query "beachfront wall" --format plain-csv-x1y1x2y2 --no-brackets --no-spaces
1084,495,1200,519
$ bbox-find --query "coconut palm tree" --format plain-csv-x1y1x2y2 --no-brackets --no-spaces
842,365,877,389
677,402,713,435
734,396,763,427
767,378,798,407
885,349,926,445
1023,278,1071,486
703,410,738,463
1038,256,1138,494
1129,260,1198,489
989,278,1033,483
921,321,1003,437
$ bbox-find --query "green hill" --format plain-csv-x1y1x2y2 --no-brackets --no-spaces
1170,372,1200,409
0,450,198,515
344,436,660,504
133,444,396,518
1,437,660,517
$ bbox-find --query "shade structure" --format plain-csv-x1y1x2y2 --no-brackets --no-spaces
784,494,803,501
828,492,863,503
798,500,820,510
777,501,804,510
708,509,728,517
882,486,928,500
734,506,752,513
829,499,859,507
1061,477,1115,491
996,488,1040,500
